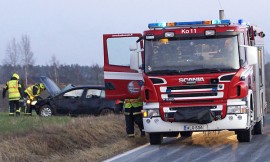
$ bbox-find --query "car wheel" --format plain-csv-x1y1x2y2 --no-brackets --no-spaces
39,105,53,117
99,108,114,115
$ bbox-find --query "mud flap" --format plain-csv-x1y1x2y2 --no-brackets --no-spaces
174,107,215,124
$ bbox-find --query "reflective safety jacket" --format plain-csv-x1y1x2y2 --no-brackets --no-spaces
25,84,42,100
7,80,21,101
124,97,143,115
5,80,22,101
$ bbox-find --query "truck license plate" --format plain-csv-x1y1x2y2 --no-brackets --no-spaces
184,125,204,131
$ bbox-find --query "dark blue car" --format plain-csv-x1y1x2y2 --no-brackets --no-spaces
34,76,118,117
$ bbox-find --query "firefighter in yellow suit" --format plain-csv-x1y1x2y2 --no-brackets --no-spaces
124,97,145,137
24,83,46,115
2,73,23,116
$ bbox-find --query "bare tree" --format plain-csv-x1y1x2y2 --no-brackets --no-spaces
90,64,103,84
3,38,20,71
50,54,60,84
20,34,34,86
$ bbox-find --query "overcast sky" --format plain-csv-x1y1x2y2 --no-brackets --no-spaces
0,0,269,66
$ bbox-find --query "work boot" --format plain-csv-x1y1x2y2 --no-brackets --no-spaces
141,131,146,137
9,113,15,116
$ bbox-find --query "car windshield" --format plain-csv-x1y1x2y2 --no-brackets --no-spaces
144,36,240,75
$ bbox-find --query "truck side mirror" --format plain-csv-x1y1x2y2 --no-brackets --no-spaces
245,46,258,65
130,50,139,71
129,43,138,51
129,43,139,71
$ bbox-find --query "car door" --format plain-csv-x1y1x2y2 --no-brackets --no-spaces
80,88,103,115
54,89,84,114
103,33,144,100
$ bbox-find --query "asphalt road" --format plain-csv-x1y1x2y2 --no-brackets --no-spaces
105,114,270,162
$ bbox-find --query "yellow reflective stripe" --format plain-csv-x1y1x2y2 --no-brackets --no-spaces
124,103,143,108
124,103,133,108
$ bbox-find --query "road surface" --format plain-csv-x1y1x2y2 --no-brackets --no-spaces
105,114,270,162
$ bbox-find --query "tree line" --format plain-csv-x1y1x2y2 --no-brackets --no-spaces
0,64,103,86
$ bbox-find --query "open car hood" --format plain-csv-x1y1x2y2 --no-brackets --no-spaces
40,76,61,97
40,76,76,97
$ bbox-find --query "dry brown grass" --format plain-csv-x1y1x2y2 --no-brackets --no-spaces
0,114,148,162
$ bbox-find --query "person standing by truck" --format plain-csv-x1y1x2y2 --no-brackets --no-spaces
2,73,23,116
124,96,145,137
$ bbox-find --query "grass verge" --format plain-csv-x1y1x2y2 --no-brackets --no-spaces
0,113,148,162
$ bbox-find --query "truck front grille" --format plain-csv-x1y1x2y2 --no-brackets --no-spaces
164,105,222,121
160,84,224,101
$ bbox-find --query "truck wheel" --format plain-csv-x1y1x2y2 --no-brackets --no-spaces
149,133,163,145
236,127,252,142
180,131,193,137
39,105,53,117
254,117,264,135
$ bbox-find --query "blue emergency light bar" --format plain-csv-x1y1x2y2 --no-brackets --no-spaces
148,19,231,29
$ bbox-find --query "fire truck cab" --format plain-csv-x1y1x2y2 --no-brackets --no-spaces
103,19,267,144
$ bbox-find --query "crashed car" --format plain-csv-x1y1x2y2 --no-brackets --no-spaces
32,76,118,117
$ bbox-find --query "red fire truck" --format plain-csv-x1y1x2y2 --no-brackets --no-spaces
103,19,267,144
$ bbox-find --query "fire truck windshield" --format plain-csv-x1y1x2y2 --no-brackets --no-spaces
144,36,240,75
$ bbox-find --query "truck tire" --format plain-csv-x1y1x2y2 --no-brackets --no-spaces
254,117,264,135
236,127,252,142
149,133,163,145
39,105,53,117
180,131,193,137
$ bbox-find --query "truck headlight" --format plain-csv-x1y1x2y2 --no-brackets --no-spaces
227,105,247,114
142,109,160,118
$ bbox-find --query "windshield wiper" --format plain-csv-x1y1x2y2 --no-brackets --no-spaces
146,70,180,75
181,68,235,74
181,68,222,73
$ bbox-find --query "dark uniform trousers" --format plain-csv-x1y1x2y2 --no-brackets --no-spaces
125,106,144,135
9,100,20,115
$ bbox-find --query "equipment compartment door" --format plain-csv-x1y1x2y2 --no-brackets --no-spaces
103,33,143,99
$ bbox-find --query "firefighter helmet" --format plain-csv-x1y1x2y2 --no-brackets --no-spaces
39,83,45,90
12,73,19,79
